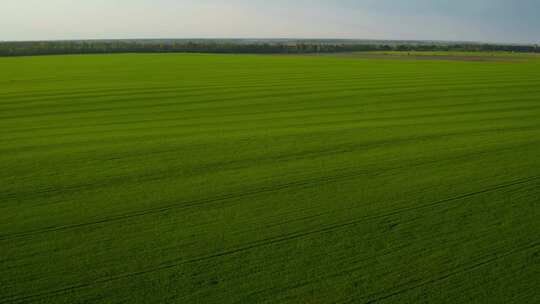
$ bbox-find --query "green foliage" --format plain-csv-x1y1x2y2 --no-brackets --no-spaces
1,53,539,303
0,39,539,56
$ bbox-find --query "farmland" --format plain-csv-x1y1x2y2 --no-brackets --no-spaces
1,53,539,303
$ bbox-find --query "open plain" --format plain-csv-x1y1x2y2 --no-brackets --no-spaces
1,53,539,303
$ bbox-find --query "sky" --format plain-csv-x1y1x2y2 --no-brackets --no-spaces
1,0,539,44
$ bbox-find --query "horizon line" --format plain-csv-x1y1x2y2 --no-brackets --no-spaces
1,37,539,46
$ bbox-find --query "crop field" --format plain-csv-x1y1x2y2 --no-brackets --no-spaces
1,53,539,303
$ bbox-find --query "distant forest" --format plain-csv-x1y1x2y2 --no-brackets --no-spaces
0,39,538,56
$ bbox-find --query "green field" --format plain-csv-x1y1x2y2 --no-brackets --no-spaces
1,53,539,303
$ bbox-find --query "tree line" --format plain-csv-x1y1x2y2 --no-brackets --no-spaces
0,40,538,56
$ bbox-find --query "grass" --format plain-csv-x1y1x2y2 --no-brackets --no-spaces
1,53,539,303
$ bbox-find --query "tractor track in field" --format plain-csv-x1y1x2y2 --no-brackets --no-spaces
4,122,540,202
4,88,540,144
2,102,540,157
236,230,540,303
3,78,539,120
0,71,420,102
2,132,539,239
1,175,538,304
360,240,540,304
4,75,538,113
3,70,528,104
1,138,539,242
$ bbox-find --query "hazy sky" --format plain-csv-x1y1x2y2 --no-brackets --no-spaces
2,0,539,43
